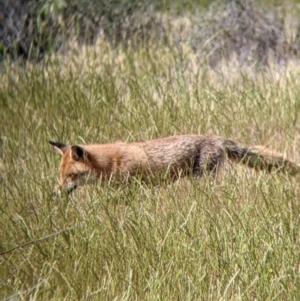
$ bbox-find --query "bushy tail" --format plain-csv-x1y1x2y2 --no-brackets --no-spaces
223,139,300,176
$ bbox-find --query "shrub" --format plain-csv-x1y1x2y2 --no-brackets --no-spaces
0,0,299,66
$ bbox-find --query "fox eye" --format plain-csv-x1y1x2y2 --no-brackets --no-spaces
66,173,76,178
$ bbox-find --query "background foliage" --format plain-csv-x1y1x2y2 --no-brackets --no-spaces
1,0,300,65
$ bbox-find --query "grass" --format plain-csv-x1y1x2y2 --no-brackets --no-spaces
1,35,300,300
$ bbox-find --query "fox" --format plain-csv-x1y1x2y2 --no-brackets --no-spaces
49,134,300,193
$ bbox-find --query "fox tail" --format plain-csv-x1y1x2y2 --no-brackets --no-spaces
223,139,300,176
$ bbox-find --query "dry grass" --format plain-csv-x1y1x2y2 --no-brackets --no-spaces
1,8,300,300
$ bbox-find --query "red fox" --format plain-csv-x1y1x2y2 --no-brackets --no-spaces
49,135,300,193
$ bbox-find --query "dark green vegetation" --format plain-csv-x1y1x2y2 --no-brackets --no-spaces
1,0,300,300
2,0,300,65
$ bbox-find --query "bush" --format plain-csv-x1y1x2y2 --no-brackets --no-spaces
0,0,300,66
181,0,300,67
0,0,165,61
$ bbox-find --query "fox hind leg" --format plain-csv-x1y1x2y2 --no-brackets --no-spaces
193,145,225,179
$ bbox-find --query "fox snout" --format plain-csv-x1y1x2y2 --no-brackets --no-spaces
53,182,78,197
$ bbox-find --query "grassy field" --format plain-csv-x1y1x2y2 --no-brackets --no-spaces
1,32,300,300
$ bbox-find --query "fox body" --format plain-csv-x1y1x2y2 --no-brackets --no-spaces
50,135,300,193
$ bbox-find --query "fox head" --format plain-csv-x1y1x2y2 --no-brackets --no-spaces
49,141,98,193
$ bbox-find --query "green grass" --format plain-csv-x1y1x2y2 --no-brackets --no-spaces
1,38,300,300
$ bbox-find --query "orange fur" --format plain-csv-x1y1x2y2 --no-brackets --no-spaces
49,135,300,193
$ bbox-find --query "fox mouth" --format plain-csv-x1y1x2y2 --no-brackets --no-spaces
53,182,77,196
65,182,77,194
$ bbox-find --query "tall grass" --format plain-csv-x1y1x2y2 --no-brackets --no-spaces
1,35,300,300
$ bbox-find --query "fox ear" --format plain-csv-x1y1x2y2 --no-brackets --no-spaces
49,141,68,156
70,145,88,162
